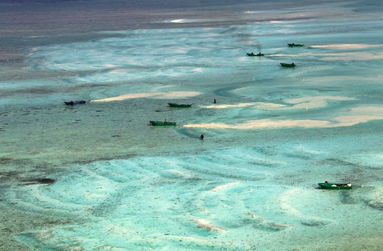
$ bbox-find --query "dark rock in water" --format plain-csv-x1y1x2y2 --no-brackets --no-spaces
23,178,55,185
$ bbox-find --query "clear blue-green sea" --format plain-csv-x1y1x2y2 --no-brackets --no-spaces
0,0,383,250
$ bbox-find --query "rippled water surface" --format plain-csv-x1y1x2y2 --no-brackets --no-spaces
1,1,383,250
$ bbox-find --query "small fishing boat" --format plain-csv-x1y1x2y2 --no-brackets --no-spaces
318,182,352,190
280,62,296,67
247,52,264,56
149,120,176,126
168,103,192,108
64,100,86,105
288,43,304,47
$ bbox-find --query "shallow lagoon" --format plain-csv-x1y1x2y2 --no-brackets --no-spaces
1,1,383,250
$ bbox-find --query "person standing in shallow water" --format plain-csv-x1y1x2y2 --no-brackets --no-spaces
200,134,204,140
213,98,216,104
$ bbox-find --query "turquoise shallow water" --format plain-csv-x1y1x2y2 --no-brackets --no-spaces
5,144,383,250
1,2,383,250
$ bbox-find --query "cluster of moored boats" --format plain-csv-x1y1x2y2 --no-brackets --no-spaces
64,99,190,127
247,42,304,68
148,107,354,189
149,103,192,126
247,43,353,189
63,42,353,190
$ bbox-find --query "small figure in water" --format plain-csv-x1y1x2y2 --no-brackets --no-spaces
200,134,204,140
213,98,216,104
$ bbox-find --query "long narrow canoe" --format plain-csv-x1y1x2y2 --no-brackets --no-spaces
247,52,264,56
288,43,304,47
280,62,296,67
168,103,192,108
64,100,86,105
149,120,176,126
318,182,352,190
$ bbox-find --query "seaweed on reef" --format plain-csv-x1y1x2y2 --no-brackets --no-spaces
283,153,312,160
177,128,204,139
155,109,169,112
365,200,383,211
339,190,356,204
0,170,22,184
0,157,14,164
322,158,361,168
213,86,238,97
265,222,290,231
62,153,137,166
0,170,19,177
182,164,264,181
244,212,289,232
0,157,35,168
251,146,276,156
300,219,328,227
249,160,277,167
249,221,289,232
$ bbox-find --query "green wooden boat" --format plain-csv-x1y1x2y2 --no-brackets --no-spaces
288,43,304,47
318,182,352,190
280,62,296,67
168,103,192,108
247,52,264,57
149,120,176,126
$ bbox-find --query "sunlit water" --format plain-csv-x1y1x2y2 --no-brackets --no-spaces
1,1,383,250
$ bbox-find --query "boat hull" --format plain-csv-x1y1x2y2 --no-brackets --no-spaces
280,63,296,67
247,53,264,56
64,100,86,105
318,183,352,190
168,103,192,108
288,43,304,47
149,121,176,126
